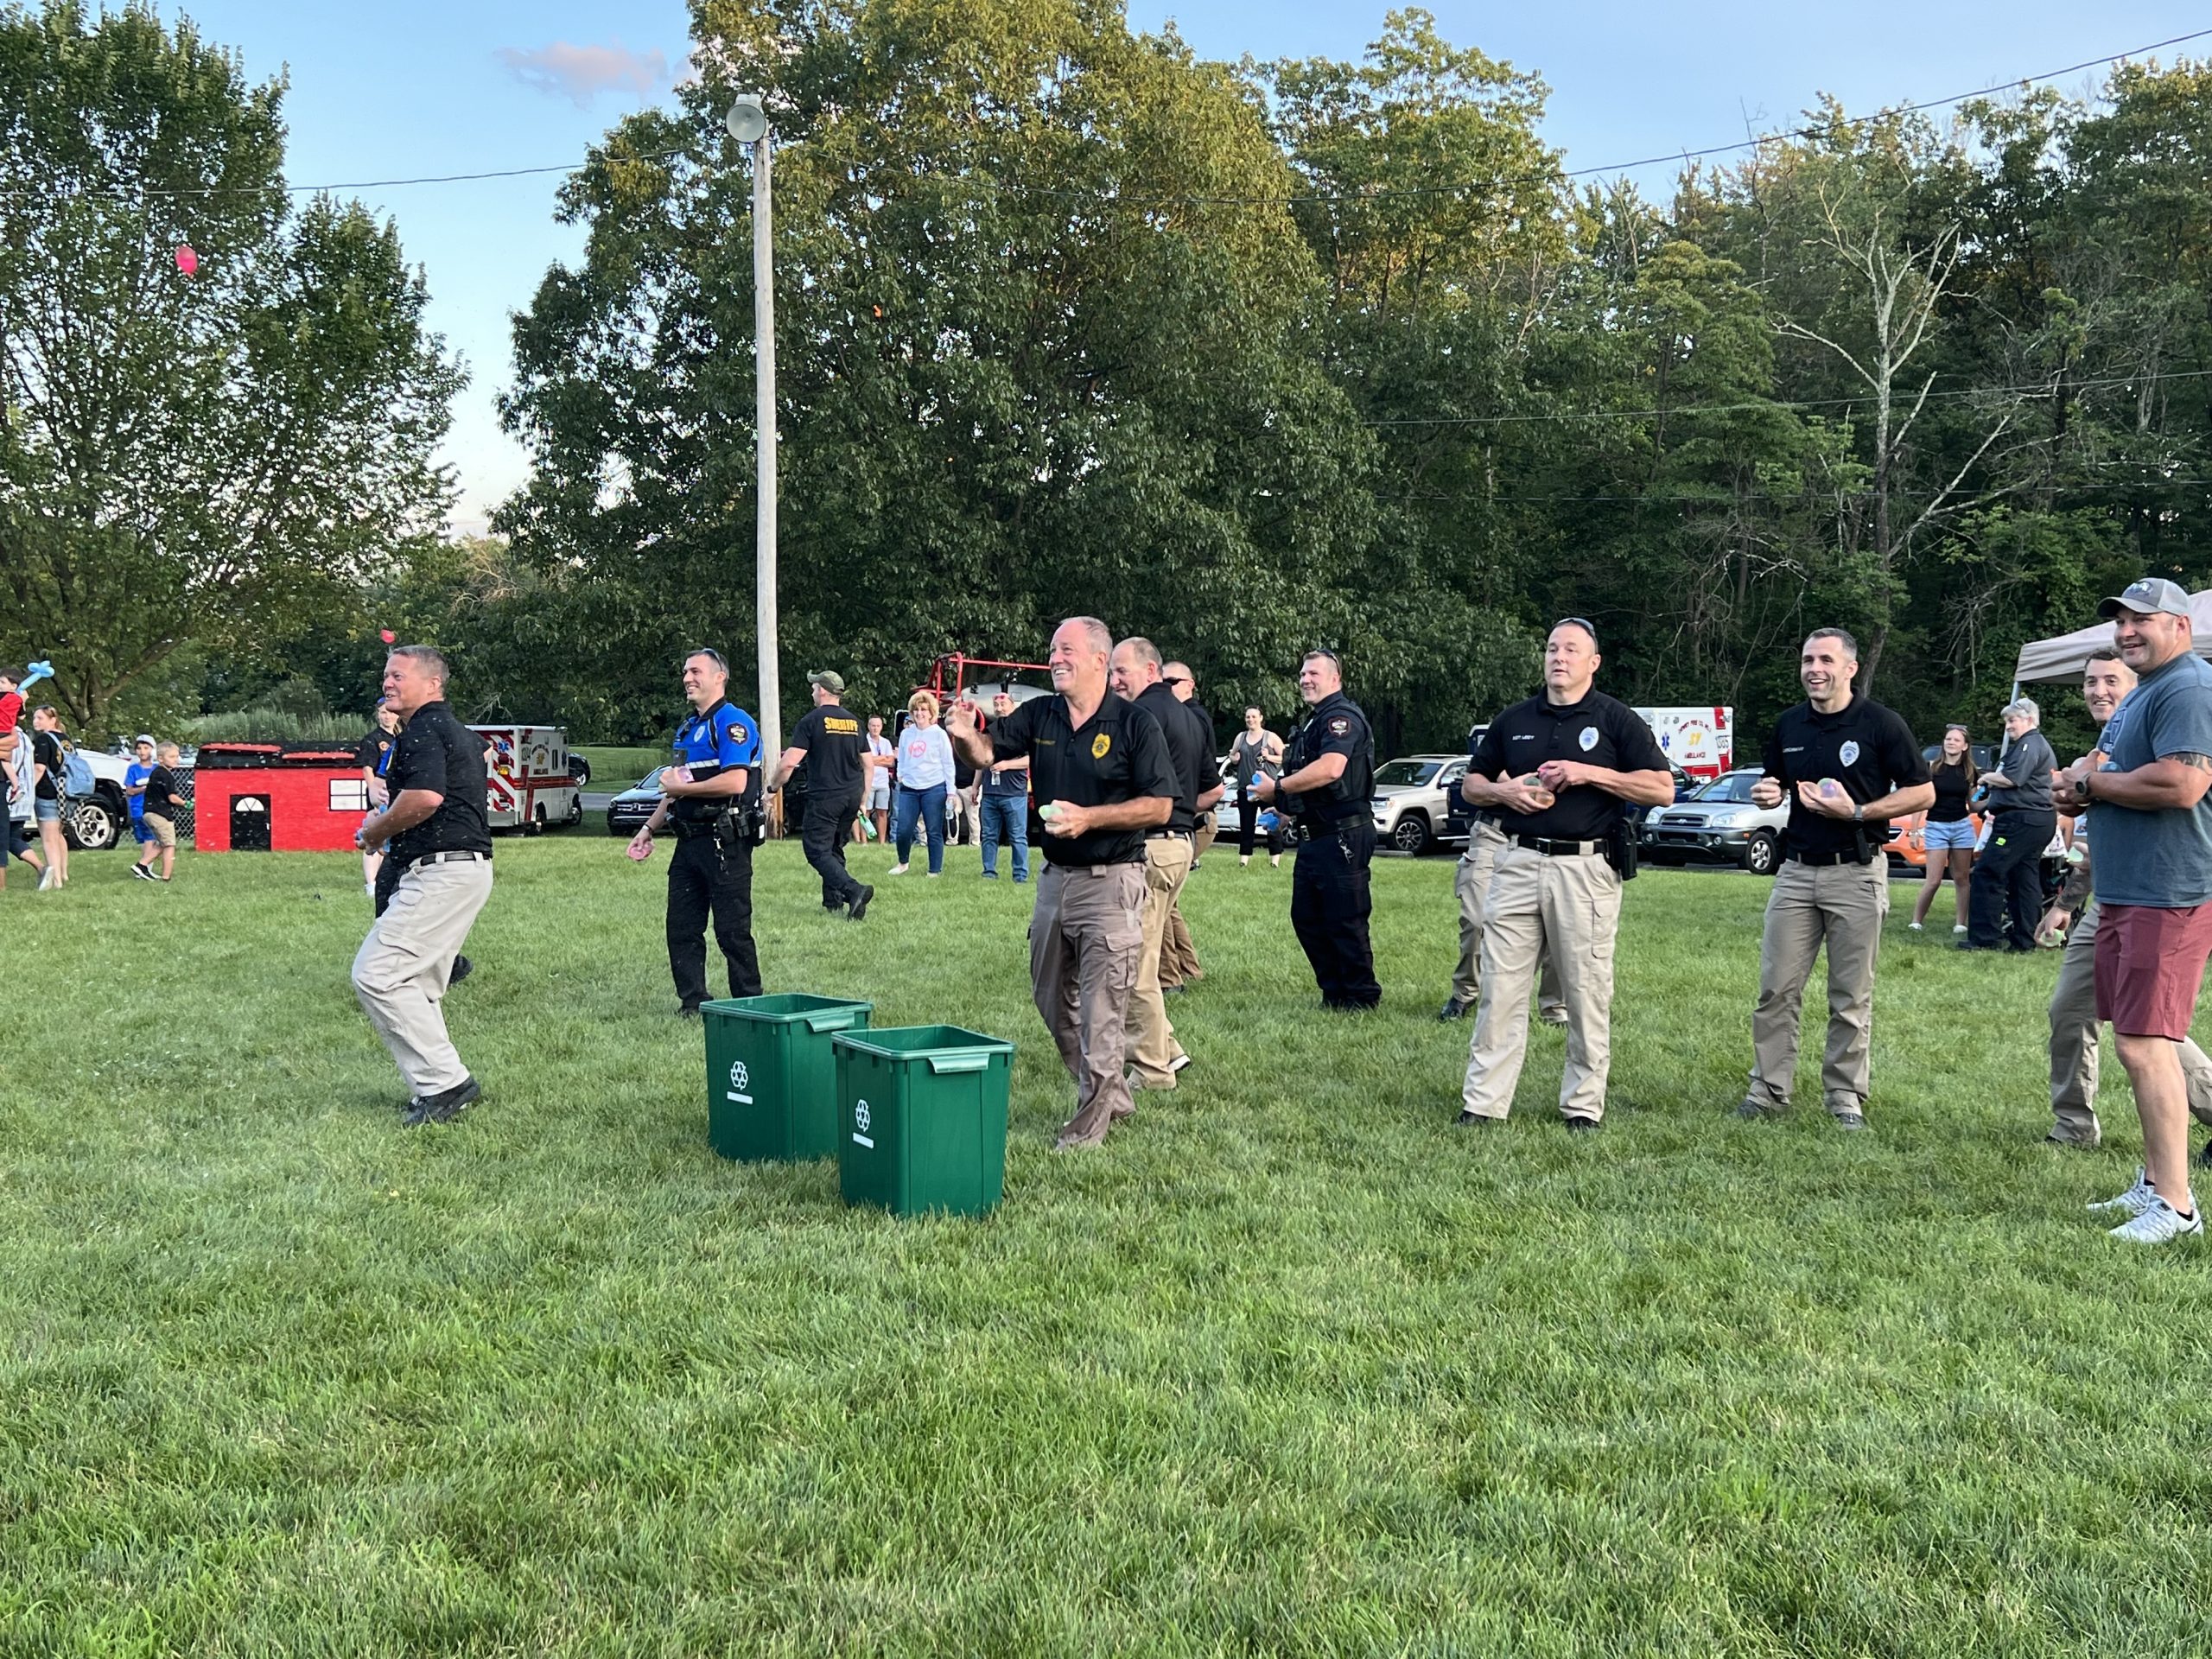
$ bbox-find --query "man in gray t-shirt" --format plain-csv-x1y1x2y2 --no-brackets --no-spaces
1964,696,2059,951
2055,577,2212,1244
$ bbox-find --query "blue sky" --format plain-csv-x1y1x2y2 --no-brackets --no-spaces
150,2,2207,533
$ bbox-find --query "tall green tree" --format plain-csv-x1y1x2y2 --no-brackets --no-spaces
0,0,461,738
500,0,1380,734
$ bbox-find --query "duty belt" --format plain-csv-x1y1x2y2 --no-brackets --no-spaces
1788,848,1874,868
1509,834,1603,856
413,849,492,866
1146,828,1193,840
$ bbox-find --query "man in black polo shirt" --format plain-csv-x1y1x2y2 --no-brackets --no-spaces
1456,620,1673,1128
1110,635,1206,1091
773,669,874,922
1739,627,1932,1128
1254,649,1382,1008
947,616,1178,1150
352,645,494,1127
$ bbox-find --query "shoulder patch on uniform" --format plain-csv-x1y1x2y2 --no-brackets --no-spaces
728,721,749,744
1328,716,1349,736
1092,732,1112,760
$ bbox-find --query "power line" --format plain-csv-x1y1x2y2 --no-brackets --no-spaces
1363,367,2212,429
1406,478,2212,506
5,25,2207,208
992,27,2212,208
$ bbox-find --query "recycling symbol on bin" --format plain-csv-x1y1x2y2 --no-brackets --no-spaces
855,1100,873,1135
728,1059,749,1092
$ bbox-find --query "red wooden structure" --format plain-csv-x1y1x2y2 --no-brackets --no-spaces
194,742,369,853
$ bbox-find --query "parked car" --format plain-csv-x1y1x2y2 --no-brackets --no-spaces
568,752,593,785
1371,753,1468,855
606,767,665,836
1639,767,1788,874
60,748,133,851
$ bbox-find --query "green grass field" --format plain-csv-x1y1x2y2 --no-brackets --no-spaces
7,833,2211,1656
573,745,665,786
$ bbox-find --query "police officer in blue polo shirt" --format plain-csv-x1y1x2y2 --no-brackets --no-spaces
627,648,765,1015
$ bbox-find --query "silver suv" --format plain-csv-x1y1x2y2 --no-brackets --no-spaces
1371,753,1467,855
1638,767,1786,874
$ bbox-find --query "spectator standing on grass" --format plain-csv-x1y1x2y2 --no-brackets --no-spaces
1232,707,1286,868
945,617,1177,1151
30,707,67,888
1738,629,1933,1129
1252,650,1381,1011
2055,580,2212,1243
124,734,154,850
1909,725,1979,933
352,645,494,1127
130,742,186,882
2038,645,2212,1151
1111,637,1207,1093
978,690,1031,882
890,691,957,876
773,670,874,922
0,709,42,893
358,700,401,899
1159,661,1223,989
1962,699,2057,953
863,716,893,845
1453,620,1672,1129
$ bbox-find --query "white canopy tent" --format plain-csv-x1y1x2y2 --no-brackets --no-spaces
2012,590,2212,684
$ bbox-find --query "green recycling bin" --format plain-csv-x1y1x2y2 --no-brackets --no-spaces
832,1025,1016,1217
702,993,874,1162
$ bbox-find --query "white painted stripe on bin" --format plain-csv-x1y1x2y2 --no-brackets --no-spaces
851,1134,874,1148
725,1091,752,1104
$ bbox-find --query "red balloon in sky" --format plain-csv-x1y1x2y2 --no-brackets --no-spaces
174,245,198,276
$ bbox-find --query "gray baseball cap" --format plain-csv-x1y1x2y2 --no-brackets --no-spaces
2098,576,2192,619
807,669,845,696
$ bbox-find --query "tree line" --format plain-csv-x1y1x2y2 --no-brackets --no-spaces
7,1,2208,765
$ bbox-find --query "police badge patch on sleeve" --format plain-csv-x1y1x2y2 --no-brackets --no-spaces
729,722,750,744
1328,717,1350,736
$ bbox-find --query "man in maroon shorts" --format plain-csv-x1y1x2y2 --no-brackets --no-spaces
2055,577,2212,1243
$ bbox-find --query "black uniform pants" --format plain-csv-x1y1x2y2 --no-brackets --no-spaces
1968,809,2054,950
668,830,760,1008
803,792,865,908
1291,819,1381,1009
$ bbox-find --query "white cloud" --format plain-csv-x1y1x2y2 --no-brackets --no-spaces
495,41,671,109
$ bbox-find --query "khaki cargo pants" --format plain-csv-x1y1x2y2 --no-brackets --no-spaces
1745,857,1885,1118
1127,834,1194,1087
1460,842,1623,1122
1030,861,1147,1147
2048,899,2212,1145
1452,820,1562,1016
352,856,493,1099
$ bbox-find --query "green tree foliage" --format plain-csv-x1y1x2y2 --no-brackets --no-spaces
499,0,1382,740
484,12,2212,752
0,0,461,739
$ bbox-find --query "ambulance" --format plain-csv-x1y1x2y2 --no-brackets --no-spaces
1632,706,1732,784
470,724,584,833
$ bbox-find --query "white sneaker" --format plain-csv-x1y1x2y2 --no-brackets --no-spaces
37,866,57,891
2108,1196,2202,1244
925,869,940,878
887,863,910,876
1907,921,1923,931
2088,1166,2158,1217
1952,924,1967,935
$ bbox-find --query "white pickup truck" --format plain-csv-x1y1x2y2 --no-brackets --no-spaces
61,748,195,851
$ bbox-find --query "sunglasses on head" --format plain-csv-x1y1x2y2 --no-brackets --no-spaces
1553,617,1599,645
